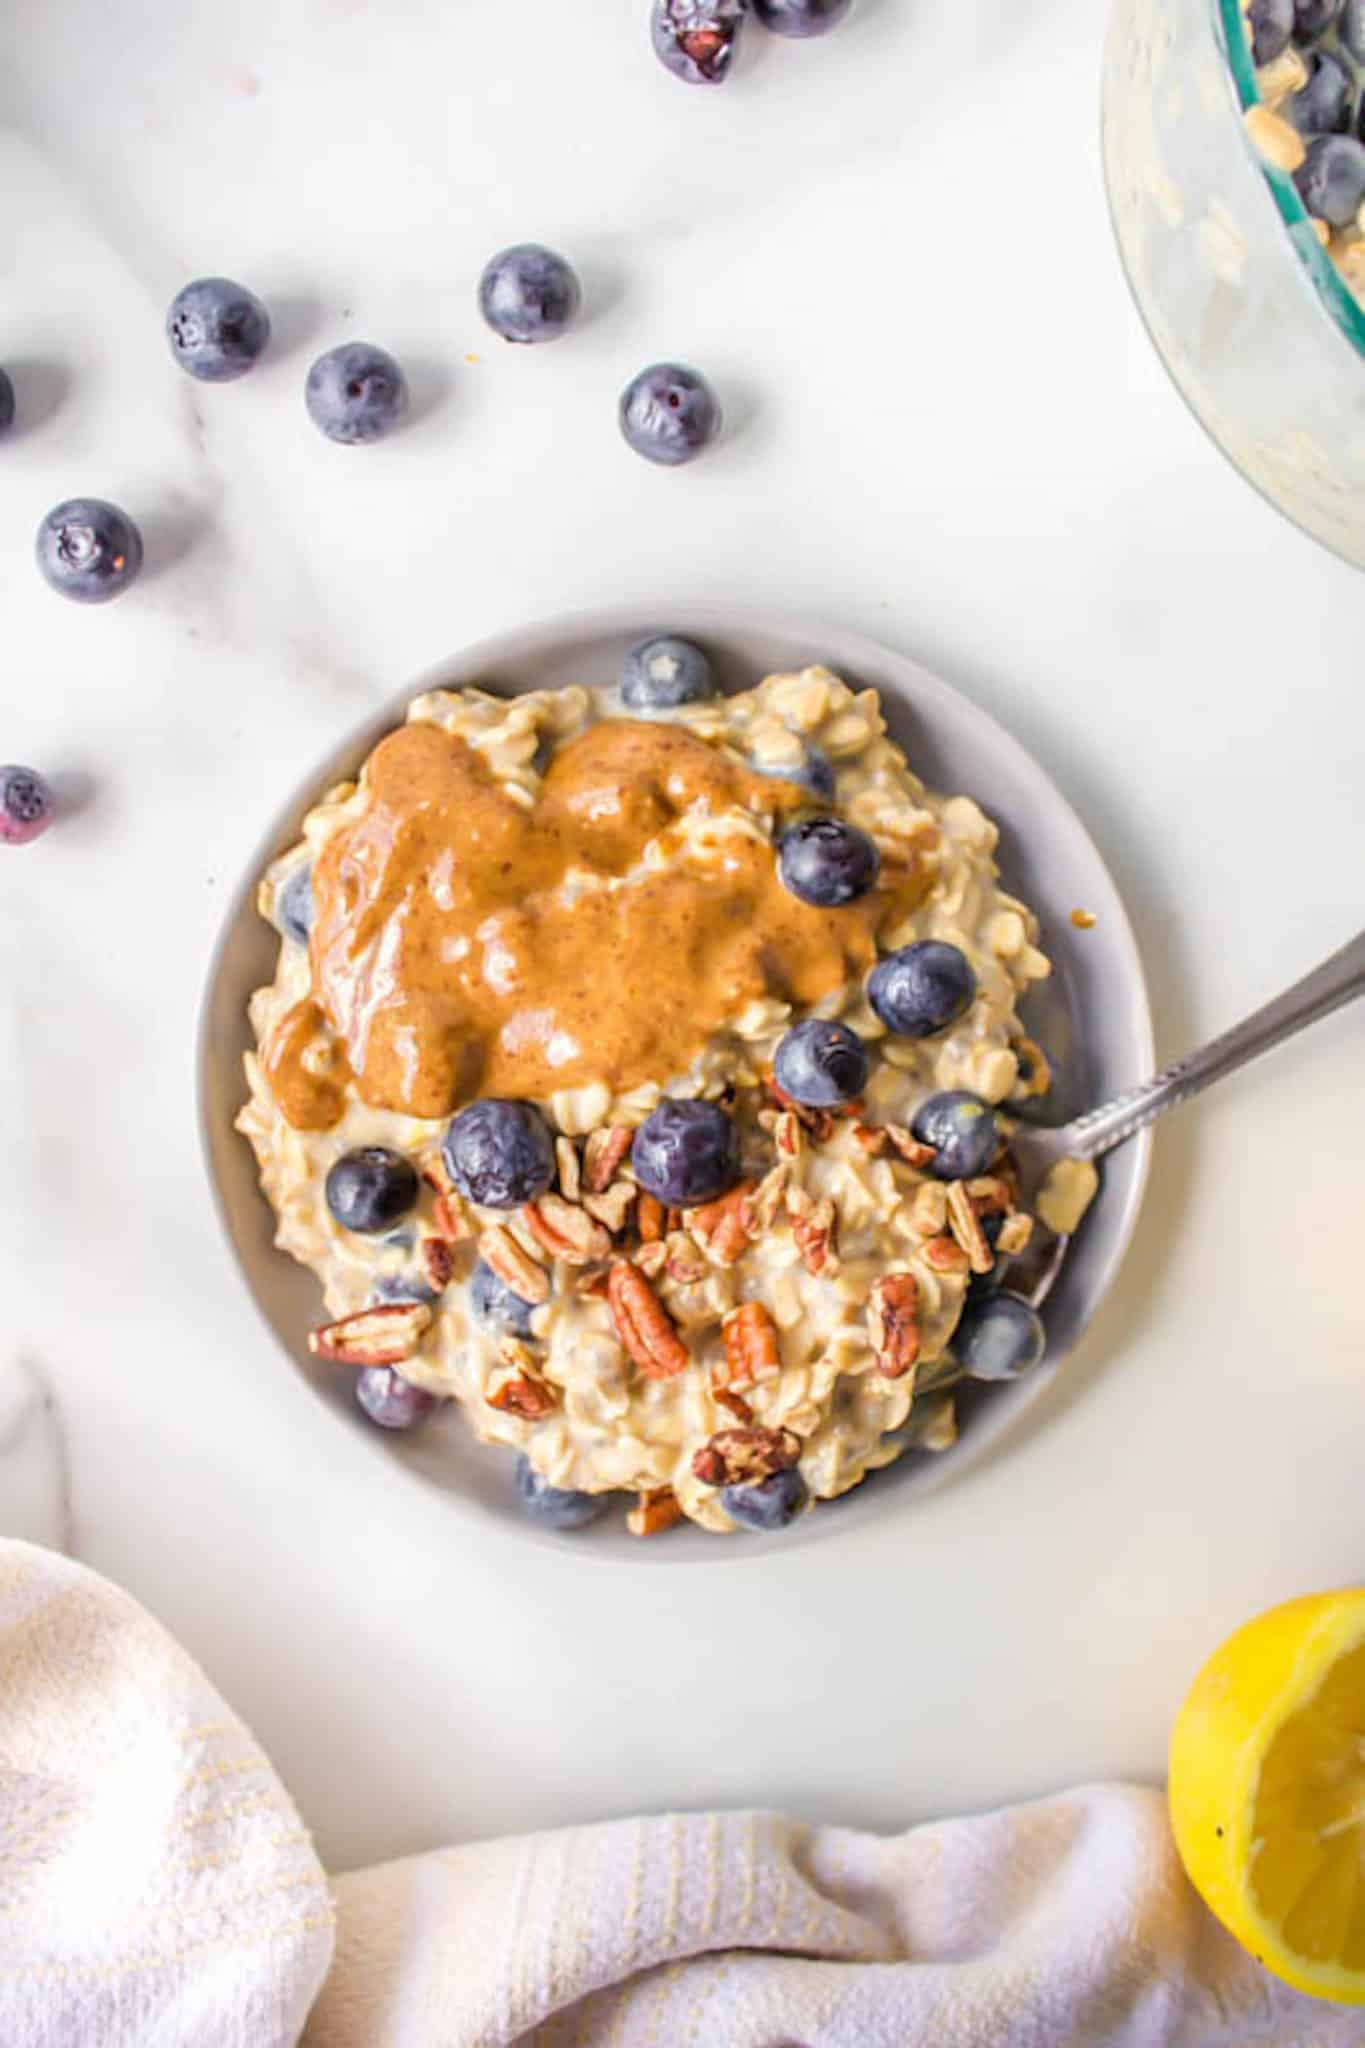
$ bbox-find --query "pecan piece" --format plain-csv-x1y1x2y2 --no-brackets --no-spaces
851,1121,888,1156
488,1373,559,1421
606,1260,691,1380
773,1109,804,1161
664,1235,710,1285
748,1162,789,1233
922,1234,971,1276
867,1272,921,1381
946,1181,995,1277
692,1425,801,1490
420,1235,456,1292
906,1182,949,1238
626,1487,684,1538
523,1194,612,1266
421,1160,474,1243
885,1126,937,1170
791,1197,838,1277
479,1225,551,1305
764,1079,833,1142
637,1192,666,1243
583,1124,634,1194
713,1383,755,1426
308,1302,432,1366
632,1240,669,1280
687,1181,758,1267
581,1182,637,1235
721,1301,783,1388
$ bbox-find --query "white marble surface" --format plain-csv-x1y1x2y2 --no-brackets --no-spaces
5,0,1365,1877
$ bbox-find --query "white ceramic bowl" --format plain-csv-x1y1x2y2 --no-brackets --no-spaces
199,606,1154,1558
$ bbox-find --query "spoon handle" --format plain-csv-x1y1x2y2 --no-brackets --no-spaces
1061,928,1365,1164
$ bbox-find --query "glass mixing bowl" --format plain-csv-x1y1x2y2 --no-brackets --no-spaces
1103,0,1365,567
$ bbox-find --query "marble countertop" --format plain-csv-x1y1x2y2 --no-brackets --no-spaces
6,0,1365,1877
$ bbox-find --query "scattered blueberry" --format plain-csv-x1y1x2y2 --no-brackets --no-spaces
753,0,853,34
777,816,879,907
305,342,409,444
0,766,55,848
442,1099,555,1210
478,243,581,344
1294,0,1343,37
372,1273,438,1306
619,362,722,466
910,1091,999,1182
867,940,976,1039
36,498,143,604
469,1258,537,1337
0,369,13,433
621,634,717,710
276,863,314,945
165,276,271,382
773,1018,868,1108
631,1097,740,1207
652,0,747,84
325,1148,419,1234
516,1456,610,1531
952,1293,1046,1382
1247,0,1293,61
1285,51,1351,135
722,1467,808,1531
1294,133,1365,223
355,1365,438,1430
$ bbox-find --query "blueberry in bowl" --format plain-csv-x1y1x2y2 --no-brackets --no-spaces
443,1100,556,1210
723,1467,808,1531
325,1148,419,1234
36,499,143,604
777,816,879,907
952,1293,1047,1382
516,1456,611,1531
621,635,717,709
632,1098,740,1207
355,1365,440,1430
773,1018,868,1107
910,1091,1000,1182
867,941,976,1039
469,1259,538,1337
166,277,271,381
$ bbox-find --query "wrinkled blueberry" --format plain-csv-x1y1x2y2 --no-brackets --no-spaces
1295,133,1365,223
723,1467,808,1531
479,243,581,344
773,1018,868,1108
631,1097,740,1207
1294,0,1343,37
620,362,722,466
0,766,54,848
953,1293,1046,1382
621,634,717,709
469,1258,537,1336
753,0,853,33
777,816,879,907
166,277,271,382
652,0,747,83
867,940,976,1039
516,1456,610,1531
1285,51,1351,135
275,863,314,945
36,498,143,604
443,1099,555,1210
325,1148,419,1234
1248,0,1293,60
0,369,13,433
355,1365,438,1430
372,1273,438,1306
910,1092,999,1182
305,342,409,444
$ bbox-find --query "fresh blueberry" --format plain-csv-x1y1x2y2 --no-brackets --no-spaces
631,1097,740,1207
722,1467,808,1531
910,1092,999,1182
469,1258,537,1337
1343,0,1365,58
355,1366,438,1430
619,362,722,466
0,766,55,848
478,243,581,344
36,499,143,604
1294,133,1365,223
953,1293,1046,1382
516,1457,610,1531
773,1018,868,1108
777,816,879,908
275,863,314,945
652,0,747,83
305,342,409,445
752,0,853,33
442,1099,555,1210
372,1273,438,1306
867,940,976,1039
325,1148,419,1234
0,369,13,433
620,634,717,710
1285,51,1351,134
165,277,271,382
1294,0,1343,37
1247,0,1293,59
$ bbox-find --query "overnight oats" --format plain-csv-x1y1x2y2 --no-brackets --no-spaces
238,644,1074,1538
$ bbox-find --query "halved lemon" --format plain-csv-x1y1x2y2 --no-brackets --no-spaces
1169,1590,1365,2004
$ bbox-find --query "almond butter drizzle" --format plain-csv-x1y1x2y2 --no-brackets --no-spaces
267,715,929,1127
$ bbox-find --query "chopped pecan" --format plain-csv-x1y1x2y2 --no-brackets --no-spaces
773,1109,804,1161
523,1195,613,1266
885,1126,937,1170
479,1225,551,1305
554,1136,581,1203
995,1211,1035,1257
713,1383,755,1426
851,1121,888,1156
748,1162,789,1233
632,1240,669,1280
637,1192,666,1243
583,1124,634,1194
664,1235,710,1285
765,1079,833,1142
692,1425,801,1489
906,1182,949,1237
868,1272,921,1381
487,1372,559,1420
576,1267,611,1298
308,1302,432,1366
966,1176,1012,1214
721,1301,783,1388
922,1234,971,1275
627,1488,684,1538
792,1197,839,1277
946,1182,995,1277
421,1163,474,1244
606,1261,691,1380
420,1235,456,1292
581,1182,637,1235
687,1182,758,1267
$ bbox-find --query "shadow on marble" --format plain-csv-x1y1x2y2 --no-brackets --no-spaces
402,354,455,431
47,768,98,825
4,359,70,439
137,489,216,583
572,258,629,336
264,292,328,364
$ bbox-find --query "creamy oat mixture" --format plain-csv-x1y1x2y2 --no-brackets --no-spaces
238,664,1060,1536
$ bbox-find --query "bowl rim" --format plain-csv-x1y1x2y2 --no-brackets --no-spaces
196,603,1155,1562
